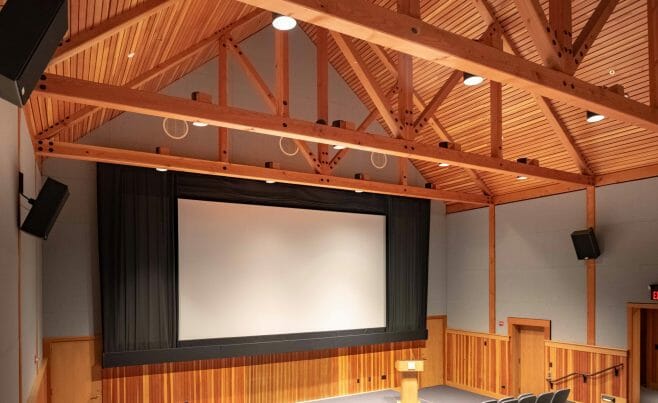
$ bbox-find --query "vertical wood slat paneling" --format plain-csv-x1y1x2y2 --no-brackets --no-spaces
545,341,627,402
102,341,424,402
643,308,658,389
445,329,510,398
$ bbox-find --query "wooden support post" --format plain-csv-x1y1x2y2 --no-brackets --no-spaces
489,204,496,334
489,29,503,159
650,0,658,108
218,39,229,162
275,30,290,117
399,157,409,185
586,185,596,345
316,27,330,172
396,0,419,140
549,0,572,50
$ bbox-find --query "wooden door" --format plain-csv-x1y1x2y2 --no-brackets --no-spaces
420,316,445,388
516,326,545,395
46,337,102,403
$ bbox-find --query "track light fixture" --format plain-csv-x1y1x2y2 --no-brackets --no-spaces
463,72,484,86
586,111,605,123
272,13,297,31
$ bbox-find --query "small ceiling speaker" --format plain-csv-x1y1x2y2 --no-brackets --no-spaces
0,0,68,106
570,228,600,260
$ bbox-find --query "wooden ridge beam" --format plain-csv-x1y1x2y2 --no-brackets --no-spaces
330,32,400,136
236,0,658,133
36,141,490,204
572,0,619,73
38,9,268,140
513,0,568,70
50,0,177,66
35,74,592,185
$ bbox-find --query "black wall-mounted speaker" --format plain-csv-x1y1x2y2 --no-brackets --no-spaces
570,228,601,260
0,0,68,106
21,177,69,239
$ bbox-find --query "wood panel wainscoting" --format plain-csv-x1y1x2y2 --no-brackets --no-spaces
103,341,424,402
545,341,627,403
445,329,510,398
26,358,48,403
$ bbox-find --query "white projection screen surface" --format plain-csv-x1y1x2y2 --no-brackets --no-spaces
177,199,387,341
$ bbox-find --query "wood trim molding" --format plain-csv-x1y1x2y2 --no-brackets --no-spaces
488,204,496,334
446,328,510,341
25,358,48,403
33,74,592,186
544,340,627,357
586,185,596,345
235,0,658,134
507,317,551,339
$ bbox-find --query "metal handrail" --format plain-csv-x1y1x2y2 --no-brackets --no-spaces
546,363,623,388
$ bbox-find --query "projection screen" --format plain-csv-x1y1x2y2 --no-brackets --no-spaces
177,198,387,341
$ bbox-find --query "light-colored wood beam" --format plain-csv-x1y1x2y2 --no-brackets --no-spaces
413,71,461,130
650,0,658,107
489,29,503,159
227,41,278,113
549,0,572,51
228,10,272,43
512,0,569,70
275,30,290,117
237,0,658,133
35,74,592,185
36,141,490,204
572,0,619,72
396,0,419,140
488,204,496,334
49,0,177,66
586,185,596,345
317,28,330,171
218,39,229,163
330,32,399,136
534,96,592,174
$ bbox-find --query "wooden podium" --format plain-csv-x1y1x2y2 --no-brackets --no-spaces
395,360,424,403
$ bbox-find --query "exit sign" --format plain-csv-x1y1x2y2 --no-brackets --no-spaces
651,284,658,301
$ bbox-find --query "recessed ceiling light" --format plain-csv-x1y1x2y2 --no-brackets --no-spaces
265,180,276,184
155,167,168,172
438,162,450,167
354,189,364,193
272,13,297,31
192,121,209,127
127,52,136,59
608,69,615,75
516,175,528,180
463,72,484,86
333,144,347,150
586,111,605,123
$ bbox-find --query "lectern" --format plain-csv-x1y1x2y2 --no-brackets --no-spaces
395,360,424,403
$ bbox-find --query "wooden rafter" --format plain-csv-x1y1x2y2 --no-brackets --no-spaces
572,0,619,72
227,42,278,112
330,32,399,136
367,40,492,195
413,71,461,129
236,0,658,133
49,0,177,66
34,74,592,185
472,0,593,175
513,0,569,70
37,142,490,205
489,28,503,159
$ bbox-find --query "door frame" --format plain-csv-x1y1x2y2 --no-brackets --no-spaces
628,302,658,403
508,317,552,396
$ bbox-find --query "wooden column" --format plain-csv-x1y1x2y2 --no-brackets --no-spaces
489,29,503,159
274,30,289,117
489,204,496,334
218,39,229,162
650,0,658,107
549,0,572,49
586,185,596,345
316,28,329,172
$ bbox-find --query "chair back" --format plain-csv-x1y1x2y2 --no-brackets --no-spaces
518,395,537,403
551,389,570,403
536,392,554,403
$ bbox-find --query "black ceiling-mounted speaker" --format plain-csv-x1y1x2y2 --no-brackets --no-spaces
21,177,69,239
570,228,601,260
0,0,68,106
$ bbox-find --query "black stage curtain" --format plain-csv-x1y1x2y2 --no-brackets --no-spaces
98,165,429,367
97,164,177,354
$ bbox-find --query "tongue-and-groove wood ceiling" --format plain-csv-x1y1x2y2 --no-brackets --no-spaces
24,0,658,209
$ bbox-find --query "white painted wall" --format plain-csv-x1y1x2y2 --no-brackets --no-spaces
446,180,658,349
42,26,446,339
0,98,44,402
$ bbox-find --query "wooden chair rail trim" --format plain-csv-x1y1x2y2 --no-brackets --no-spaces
544,340,628,357
446,328,510,341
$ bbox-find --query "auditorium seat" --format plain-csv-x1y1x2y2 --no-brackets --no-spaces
536,391,555,403
518,393,537,403
551,388,570,403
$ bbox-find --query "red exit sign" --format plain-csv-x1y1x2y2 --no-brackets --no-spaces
652,284,658,301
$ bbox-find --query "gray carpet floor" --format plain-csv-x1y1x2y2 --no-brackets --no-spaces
641,386,658,403
301,385,490,403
